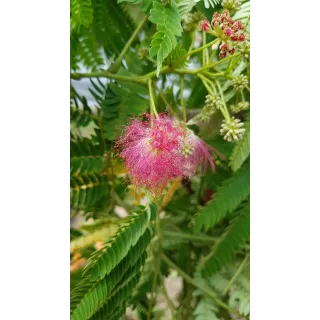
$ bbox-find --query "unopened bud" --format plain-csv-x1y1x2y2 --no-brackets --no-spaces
232,75,249,90
220,117,246,142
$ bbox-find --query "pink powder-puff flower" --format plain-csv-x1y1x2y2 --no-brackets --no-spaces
116,114,215,194
180,129,215,177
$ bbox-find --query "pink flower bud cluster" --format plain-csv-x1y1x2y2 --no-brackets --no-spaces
116,114,215,194
199,10,246,58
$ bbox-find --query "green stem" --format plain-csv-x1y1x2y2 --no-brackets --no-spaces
245,85,250,92
197,53,241,73
142,66,171,79
160,253,241,316
108,16,148,73
197,73,215,96
180,76,186,122
215,79,231,120
240,89,246,102
156,87,177,117
188,31,196,54
146,56,157,65
174,68,197,75
223,254,250,296
198,73,230,120
202,31,207,66
148,269,158,320
202,71,225,79
184,39,220,59
162,231,218,243
148,80,158,118
71,71,147,84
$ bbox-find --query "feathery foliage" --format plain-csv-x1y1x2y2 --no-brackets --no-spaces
197,205,250,276
166,43,187,69
230,121,250,172
194,160,250,232
149,0,183,75
117,0,153,12
70,136,105,176
101,82,149,140
70,172,109,212
70,206,152,320
71,0,93,29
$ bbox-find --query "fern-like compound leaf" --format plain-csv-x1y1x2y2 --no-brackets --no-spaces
71,0,94,29
70,205,154,320
101,83,149,140
83,210,151,281
117,0,153,12
71,252,147,320
193,296,219,320
166,43,187,69
197,205,250,276
230,121,250,172
70,136,105,176
177,0,197,19
194,160,250,232
70,173,109,212
149,0,183,75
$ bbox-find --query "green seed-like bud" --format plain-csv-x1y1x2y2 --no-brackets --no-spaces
232,75,249,90
230,101,249,113
184,12,206,32
197,94,223,122
220,117,245,142
138,47,149,59
181,143,194,157
222,0,241,11
237,40,250,61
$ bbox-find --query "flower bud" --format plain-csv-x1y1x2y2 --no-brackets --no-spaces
222,0,241,11
199,19,210,32
220,117,246,142
232,75,249,90
230,101,249,113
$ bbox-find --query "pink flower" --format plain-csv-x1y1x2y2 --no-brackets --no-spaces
116,114,214,194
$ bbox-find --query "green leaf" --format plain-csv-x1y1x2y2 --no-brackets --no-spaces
117,0,153,12
83,209,151,281
71,253,147,320
70,173,109,212
98,82,149,140
90,269,142,320
193,297,219,320
71,0,93,28
194,161,250,232
177,0,197,19
149,0,183,76
166,43,187,69
71,206,153,320
230,121,250,172
197,205,250,276
70,136,105,176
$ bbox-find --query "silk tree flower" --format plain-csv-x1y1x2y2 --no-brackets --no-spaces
116,114,215,194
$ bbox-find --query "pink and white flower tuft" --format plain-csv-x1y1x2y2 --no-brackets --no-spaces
116,114,215,194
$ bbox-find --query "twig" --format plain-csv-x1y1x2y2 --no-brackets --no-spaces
108,16,148,73
180,76,186,122
162,231,218,243
223,254,250,296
